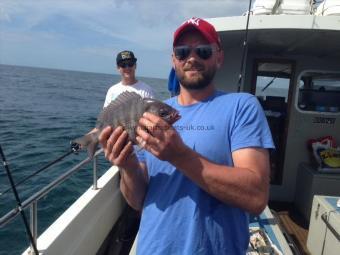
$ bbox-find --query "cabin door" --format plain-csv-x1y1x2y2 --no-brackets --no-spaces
251,60,294,184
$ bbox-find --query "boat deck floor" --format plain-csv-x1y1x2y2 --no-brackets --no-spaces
100,202,312,255
269,201,311,255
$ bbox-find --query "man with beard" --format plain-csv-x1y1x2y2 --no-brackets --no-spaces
99,17,274,255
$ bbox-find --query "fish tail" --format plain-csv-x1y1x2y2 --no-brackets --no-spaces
87,139,99,159
72,131,99,159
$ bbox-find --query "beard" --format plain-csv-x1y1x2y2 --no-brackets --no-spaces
175,62,216,90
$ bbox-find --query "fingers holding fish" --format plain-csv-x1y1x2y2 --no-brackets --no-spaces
136,136,147,148
109,140,138,170
136,129,160,151
98,126,113,154
137,113,165,149
136,117,185,162
100,126,124,158
139,112,169,138
109,140,134,166
99,126,138,169
100,126,121,158
110,129,129,158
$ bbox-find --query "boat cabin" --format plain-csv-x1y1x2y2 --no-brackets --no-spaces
209,13,340,207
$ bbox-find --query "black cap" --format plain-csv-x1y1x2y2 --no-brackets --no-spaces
116,50,137,65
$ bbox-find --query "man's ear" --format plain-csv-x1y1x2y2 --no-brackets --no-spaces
216,50,224,69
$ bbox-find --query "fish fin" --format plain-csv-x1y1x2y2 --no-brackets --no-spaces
72,131,99,159
105,91,142,111
96,91,142,127
113,91,142,105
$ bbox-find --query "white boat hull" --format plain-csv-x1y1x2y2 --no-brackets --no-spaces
22,166,125,255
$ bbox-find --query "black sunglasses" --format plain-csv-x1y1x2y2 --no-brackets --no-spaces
173,44,216,61
118,61,135,68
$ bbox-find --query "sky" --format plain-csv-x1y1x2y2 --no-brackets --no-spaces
0,0,250,79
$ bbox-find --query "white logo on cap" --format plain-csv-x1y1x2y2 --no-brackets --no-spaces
121,51,131,60
186,17,200,26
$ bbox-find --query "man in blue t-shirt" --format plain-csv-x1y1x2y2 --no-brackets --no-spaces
99,17,274,254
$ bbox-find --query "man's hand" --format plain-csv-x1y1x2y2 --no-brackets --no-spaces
136,112,188,163
99,126,140,170
99,125,148,210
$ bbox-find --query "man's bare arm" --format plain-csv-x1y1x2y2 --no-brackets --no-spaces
137,112,270,214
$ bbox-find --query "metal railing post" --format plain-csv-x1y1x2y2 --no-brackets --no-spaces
30,201,38,254
93,155,98,190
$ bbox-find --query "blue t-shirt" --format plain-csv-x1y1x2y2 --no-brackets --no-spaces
136,91,274,255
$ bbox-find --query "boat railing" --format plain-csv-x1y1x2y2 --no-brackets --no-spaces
0,148,103,254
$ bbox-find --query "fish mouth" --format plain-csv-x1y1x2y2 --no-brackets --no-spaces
168,111,181,124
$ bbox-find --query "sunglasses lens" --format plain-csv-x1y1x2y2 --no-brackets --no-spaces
174,45,214,60
174,46,191,60
119,61,135,68
195,45,213,60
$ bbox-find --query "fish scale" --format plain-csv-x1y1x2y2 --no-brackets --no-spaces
96,92,144,141
72,91,180,158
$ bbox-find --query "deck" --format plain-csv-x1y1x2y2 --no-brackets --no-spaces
269,201,311,255
98,202,312,255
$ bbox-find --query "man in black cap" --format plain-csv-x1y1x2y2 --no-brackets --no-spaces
83,50,155,139
103,50,155,107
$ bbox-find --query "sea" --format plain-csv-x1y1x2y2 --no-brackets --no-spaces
0,64,169,255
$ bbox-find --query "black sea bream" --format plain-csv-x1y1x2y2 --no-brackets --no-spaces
72,91,180,158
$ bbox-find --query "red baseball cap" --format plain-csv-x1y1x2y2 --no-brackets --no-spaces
173,17,221,48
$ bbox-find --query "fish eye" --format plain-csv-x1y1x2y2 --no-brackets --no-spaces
159,109,168,117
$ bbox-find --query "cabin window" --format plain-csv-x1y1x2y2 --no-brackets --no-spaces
252,61,293,185
297,72,340,113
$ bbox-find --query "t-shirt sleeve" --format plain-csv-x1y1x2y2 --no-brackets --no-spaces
230,95,275,152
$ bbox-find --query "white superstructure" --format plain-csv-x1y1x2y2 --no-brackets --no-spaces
252,0,312,15
316,0,340,16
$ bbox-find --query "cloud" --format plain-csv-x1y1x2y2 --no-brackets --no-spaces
1,0,247,47
112,0,246,23
0,0,251,78
80,46,116,58
0,6,10,22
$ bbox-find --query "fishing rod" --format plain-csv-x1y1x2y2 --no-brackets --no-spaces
261,67,290,92
0,144,39,255
237,0,253,92
0,143,81,196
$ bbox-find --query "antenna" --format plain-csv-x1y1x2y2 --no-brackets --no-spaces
237,0,253,92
